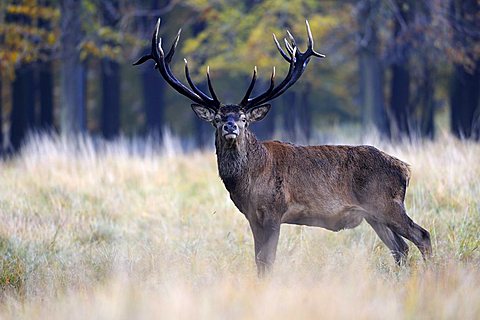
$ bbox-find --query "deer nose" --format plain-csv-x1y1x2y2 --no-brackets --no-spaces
223,121,237,133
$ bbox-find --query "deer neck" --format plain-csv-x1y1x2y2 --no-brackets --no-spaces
215,129,266,192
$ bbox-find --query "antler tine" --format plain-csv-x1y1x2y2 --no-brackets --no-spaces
132,54,151,66
284,38,294,56
305,20,326,58
240,66,258,106
286,29,296,47
154,19,164,57
258,66,276,100
206,66,220,104
165,28,182,63
184,59,215,103
306,20,314,50
243,66,276,110
273,33,291,62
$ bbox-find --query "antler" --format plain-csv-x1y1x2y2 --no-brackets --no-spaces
133,18,221,110
240,20,325,110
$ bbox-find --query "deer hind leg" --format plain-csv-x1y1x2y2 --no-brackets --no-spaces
366,218,409,265
383,202,432,260
249,219,281,278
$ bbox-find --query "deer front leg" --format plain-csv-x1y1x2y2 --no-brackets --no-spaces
249,219,281,277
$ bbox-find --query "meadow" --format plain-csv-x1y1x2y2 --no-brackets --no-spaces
0,133,479,319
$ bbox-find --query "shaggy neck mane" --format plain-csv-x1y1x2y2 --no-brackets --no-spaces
215,129,266,192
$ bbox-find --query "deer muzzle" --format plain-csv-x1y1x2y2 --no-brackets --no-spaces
223,121,239,140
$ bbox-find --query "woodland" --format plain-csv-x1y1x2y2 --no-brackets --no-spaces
0,0,479,148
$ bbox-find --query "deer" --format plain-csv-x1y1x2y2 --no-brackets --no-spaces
134,19,432,277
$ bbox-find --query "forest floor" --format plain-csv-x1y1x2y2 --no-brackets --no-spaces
0,133,479,319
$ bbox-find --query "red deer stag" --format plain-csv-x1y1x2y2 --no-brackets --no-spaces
135,19,432,276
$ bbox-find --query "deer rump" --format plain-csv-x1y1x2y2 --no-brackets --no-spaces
243,143,411,232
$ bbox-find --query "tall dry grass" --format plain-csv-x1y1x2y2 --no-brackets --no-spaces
0,133,479,319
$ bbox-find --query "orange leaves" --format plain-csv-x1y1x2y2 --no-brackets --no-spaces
0,1,60,79
80,40,100,61
0,22,58,78
79,41,122,61
6,3,60,21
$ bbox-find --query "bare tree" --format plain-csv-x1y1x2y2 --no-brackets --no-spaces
389,0,413,139
356,0,390,137
101,0,121,140
0,77,3,155
449,0,480,140
60,0,87,135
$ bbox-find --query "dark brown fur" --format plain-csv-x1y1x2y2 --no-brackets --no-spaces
216,129,431,276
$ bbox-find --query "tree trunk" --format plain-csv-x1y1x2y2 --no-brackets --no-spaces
390,0,412,140
60,0,87,135
298,86,312,143
357,0,390,138
100,0,120,140
450,62,480,139
412,0,435,139
38,5,54,133
449,0,480,140
7,7,36,151
10,65,36,151
101,60,120,139
38,61,54,131
10,73,24,151
142,59,165,141
359,54,389,137
419,62,435,139
0,78,3,155
390,64,410,138
282,91,298,141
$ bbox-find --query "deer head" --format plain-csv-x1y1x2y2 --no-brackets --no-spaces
134,18,325,144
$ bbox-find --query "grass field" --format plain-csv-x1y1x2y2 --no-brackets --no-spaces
0,133,479,319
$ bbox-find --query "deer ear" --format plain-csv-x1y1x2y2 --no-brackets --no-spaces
191,104,215,122
246,104,271,123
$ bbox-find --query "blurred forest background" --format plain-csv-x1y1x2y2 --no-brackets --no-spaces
0,0,479,153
